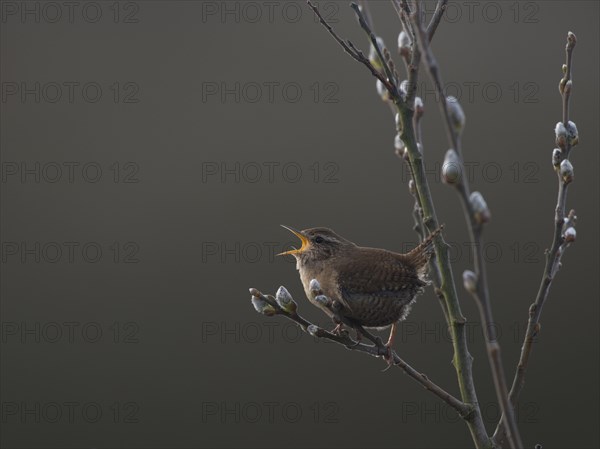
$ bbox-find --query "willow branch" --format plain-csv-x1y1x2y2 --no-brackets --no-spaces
409,3,523,448
493,31,579,449
248,287,473,419
305,2,494,446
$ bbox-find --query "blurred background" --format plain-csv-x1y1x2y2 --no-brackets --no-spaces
1,1,598,448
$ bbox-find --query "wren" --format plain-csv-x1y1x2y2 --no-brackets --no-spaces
279,225,442,355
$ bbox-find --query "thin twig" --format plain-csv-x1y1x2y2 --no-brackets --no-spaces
357,0,375,32
306,1,397,96
249,287,474,419
427,0,448,42
493,31,578,449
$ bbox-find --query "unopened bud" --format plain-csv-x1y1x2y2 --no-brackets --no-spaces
307,324,320,337
563,79,572,95
275,286,297,313
552,148,562,168
400,79,409,96
369,36,386,72
463,270,478,294
314,294,332,308
446,96,465,134
408,179,416,196
563,227,576,243
398,31,411,58
376,79,390,101
558,77,567,94
470,191,491,224
555,122,567,149
566,121,578,146
251,296,277,316
442,149,462,185
394,134,405,157
560,159,574,184
395,112,402,132
562,64,567,74
414,97,424,118
309,278,322,295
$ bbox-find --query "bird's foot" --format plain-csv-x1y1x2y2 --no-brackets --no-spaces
345,328,362,347
330,323,345,335
381,344,395,372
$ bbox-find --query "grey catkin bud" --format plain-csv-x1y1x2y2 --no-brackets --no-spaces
307,325,320,337
552,148,562,168
398,31,411,58
564,227,576,243
566,120,578,146
442,149,462,185
394,134,405,158
446,96,465,134
369,36,386,72
408,179,416,196
275,286,297,313
251,296,277,316
414,97,424,117
555,122,567,149
560,159,574,184
309,278,322,295
463,270,478,294
400,79,409,96
314,295,332,308
376,79,390,101
470,191,491,224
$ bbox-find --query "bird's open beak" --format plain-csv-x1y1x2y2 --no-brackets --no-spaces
278,225,309,256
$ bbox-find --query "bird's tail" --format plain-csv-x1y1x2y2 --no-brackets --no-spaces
406,224,445,269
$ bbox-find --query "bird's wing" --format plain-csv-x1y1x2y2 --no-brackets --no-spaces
335,251,427,311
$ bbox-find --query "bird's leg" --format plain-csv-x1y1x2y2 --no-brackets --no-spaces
329,301,350,337
383,322,398,366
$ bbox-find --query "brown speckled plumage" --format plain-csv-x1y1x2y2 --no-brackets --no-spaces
284,226,442,332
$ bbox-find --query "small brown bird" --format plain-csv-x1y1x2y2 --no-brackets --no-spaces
279,225,442,358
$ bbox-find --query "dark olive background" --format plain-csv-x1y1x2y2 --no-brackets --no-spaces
1,1,598,448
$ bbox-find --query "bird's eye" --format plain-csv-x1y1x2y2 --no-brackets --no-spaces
314,236,324,244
